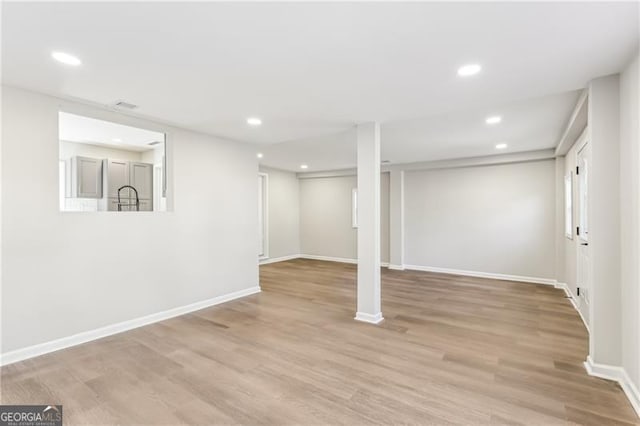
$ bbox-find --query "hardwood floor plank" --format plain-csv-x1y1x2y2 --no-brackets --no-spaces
1,258,637,425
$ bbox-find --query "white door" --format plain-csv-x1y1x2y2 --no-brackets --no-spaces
576,141,591,309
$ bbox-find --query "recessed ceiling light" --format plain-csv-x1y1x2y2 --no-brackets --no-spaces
112,138,122,143
300,164,308,169
495,143,508,150
257,153,263,158
486,116,502,125
51,51,82,66
247,117,262,126
457,63,481,77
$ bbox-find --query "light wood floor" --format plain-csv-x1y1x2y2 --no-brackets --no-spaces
2,259,638,425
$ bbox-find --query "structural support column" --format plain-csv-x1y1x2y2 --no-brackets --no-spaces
389,169,405,270
355,122,383,324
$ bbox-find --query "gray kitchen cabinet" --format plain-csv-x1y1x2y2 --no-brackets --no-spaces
106,159,130,199
68,156,103,198
137,199,153,211
129,162,153,200
106,198,122,212
65,156,153,210
103,160,153,211
106,197,152,212
106,198,136,211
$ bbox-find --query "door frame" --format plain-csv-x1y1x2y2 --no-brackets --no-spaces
576,139,590,244
258,173,269,260
575,132,591,319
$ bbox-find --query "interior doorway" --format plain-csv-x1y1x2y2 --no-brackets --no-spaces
258,173,268,260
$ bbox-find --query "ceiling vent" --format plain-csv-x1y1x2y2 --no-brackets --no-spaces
113,100,138,110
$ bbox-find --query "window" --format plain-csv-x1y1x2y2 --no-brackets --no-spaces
564,173,573,239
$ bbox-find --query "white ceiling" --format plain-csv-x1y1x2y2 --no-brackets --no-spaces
261,128,358,173
2,2,638,170
59,112,165,152
261,90,581,171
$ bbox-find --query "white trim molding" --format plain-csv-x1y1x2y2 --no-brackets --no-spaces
259,254,301,265
299,254,389,267
555,89,588,156
354,312,384,324
403,264,557,286
388,264,405,271
300,254,357,264
584,356,640,418
385,149,556,173
554,282,590,333
259,254,393,267
0,286,261,366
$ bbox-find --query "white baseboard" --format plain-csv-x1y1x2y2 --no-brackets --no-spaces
584,356,640,418
554,282,590,333
388,264,405,270
300,254,357,264
259,254,301,265
299,254,390,268
621,371,640,418
354,312,384,324
0,286,262,367
403,264,557,286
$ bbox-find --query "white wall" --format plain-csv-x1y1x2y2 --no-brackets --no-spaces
619,54,640,396
388,170,404,267
299,173,390,262
60,140,145,162
259,166,300,260
1,86,259,354
554,158,566,284
141,144,165,165
300,175,357,260
404,160,556,280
